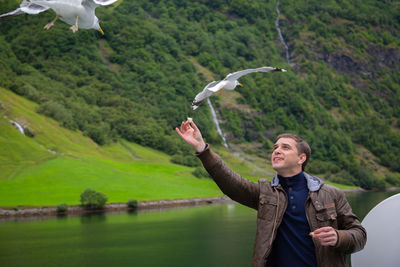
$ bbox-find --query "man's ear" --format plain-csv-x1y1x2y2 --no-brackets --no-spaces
298,153,306,166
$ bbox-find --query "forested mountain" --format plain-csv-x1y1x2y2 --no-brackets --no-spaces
0,0,399,189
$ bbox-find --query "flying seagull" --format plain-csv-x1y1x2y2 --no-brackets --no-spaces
192,66,287,110
0,0,119,34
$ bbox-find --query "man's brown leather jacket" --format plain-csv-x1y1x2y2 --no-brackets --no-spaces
197,146,366,267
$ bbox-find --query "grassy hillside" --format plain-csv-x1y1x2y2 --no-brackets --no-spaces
0,0,399,191
1,88,282,207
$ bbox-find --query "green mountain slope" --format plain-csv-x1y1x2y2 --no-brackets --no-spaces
1,88,280,206
0,0,399,191
0,87,217,206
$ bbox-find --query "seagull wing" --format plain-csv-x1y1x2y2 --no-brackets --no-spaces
91,0,119,5
82,0,118,10
0,8,25,18
225,66,286,81
192,81,220,110
0,0,49,18
207,80,228,93
20,1,50,14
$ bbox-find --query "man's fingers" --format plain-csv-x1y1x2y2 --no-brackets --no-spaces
183,121,192,132
319,237,336,244
316,238,336,246
176,122,194,136
315,232,335,240
175,127,183,137
190,120,199,132
313,231,335,239
312,227,338,247
320,240,336,246
314,226,333,234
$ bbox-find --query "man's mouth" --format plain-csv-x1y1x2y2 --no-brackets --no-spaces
273,157,284,162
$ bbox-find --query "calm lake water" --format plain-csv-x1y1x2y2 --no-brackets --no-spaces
0,190,398,267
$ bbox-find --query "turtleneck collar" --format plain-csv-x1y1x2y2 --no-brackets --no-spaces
271,172,323,192
278,172,306,191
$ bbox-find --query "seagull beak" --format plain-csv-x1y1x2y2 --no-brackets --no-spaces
238,83,243,87
99,27,104,35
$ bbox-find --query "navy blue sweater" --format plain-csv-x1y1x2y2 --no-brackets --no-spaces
268,172,317,267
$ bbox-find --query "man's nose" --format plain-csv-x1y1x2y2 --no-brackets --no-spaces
273,148,281,155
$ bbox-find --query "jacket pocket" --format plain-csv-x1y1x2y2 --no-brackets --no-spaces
316,206,337,227
257,196,277,221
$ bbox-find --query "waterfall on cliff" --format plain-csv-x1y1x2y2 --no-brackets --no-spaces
275,0,290,64
10,120,25,135
207,98,228,148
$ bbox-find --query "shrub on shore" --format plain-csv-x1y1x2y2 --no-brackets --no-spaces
80,188,108,209
56,203,68,212
127,199,138,209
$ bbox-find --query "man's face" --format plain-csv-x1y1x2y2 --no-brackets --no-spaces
271,137,305,177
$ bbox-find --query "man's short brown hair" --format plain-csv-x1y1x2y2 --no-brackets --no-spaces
276,133,311,171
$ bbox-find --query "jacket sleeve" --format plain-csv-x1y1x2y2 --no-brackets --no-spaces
196,145,260,210
334,189,367,253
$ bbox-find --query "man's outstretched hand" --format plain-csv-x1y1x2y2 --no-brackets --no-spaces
175,120,206,153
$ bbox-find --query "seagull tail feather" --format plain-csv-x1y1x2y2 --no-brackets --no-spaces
274,68,287,72
192,99,206,110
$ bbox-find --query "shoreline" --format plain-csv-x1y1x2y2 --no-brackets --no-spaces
1,187,398,219
342,188,367,193
0,196,233,219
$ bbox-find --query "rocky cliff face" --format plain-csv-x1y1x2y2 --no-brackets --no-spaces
323,46,399,78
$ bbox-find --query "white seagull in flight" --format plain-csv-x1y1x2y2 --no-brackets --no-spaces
0,0,119,34
192,66,287,110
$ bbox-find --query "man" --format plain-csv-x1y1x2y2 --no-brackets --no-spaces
176,120,366,267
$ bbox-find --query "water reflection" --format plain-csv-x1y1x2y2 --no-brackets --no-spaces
80,212,107,224
345,190,400,220
0,190,398,267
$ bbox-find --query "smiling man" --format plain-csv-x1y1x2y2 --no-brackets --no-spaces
176,120,366,267
271,134,309,175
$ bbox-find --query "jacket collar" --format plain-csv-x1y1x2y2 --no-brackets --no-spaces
271,172,323,192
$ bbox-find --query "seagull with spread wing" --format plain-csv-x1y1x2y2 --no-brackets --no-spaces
192,66,287,110
0,0,118,34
